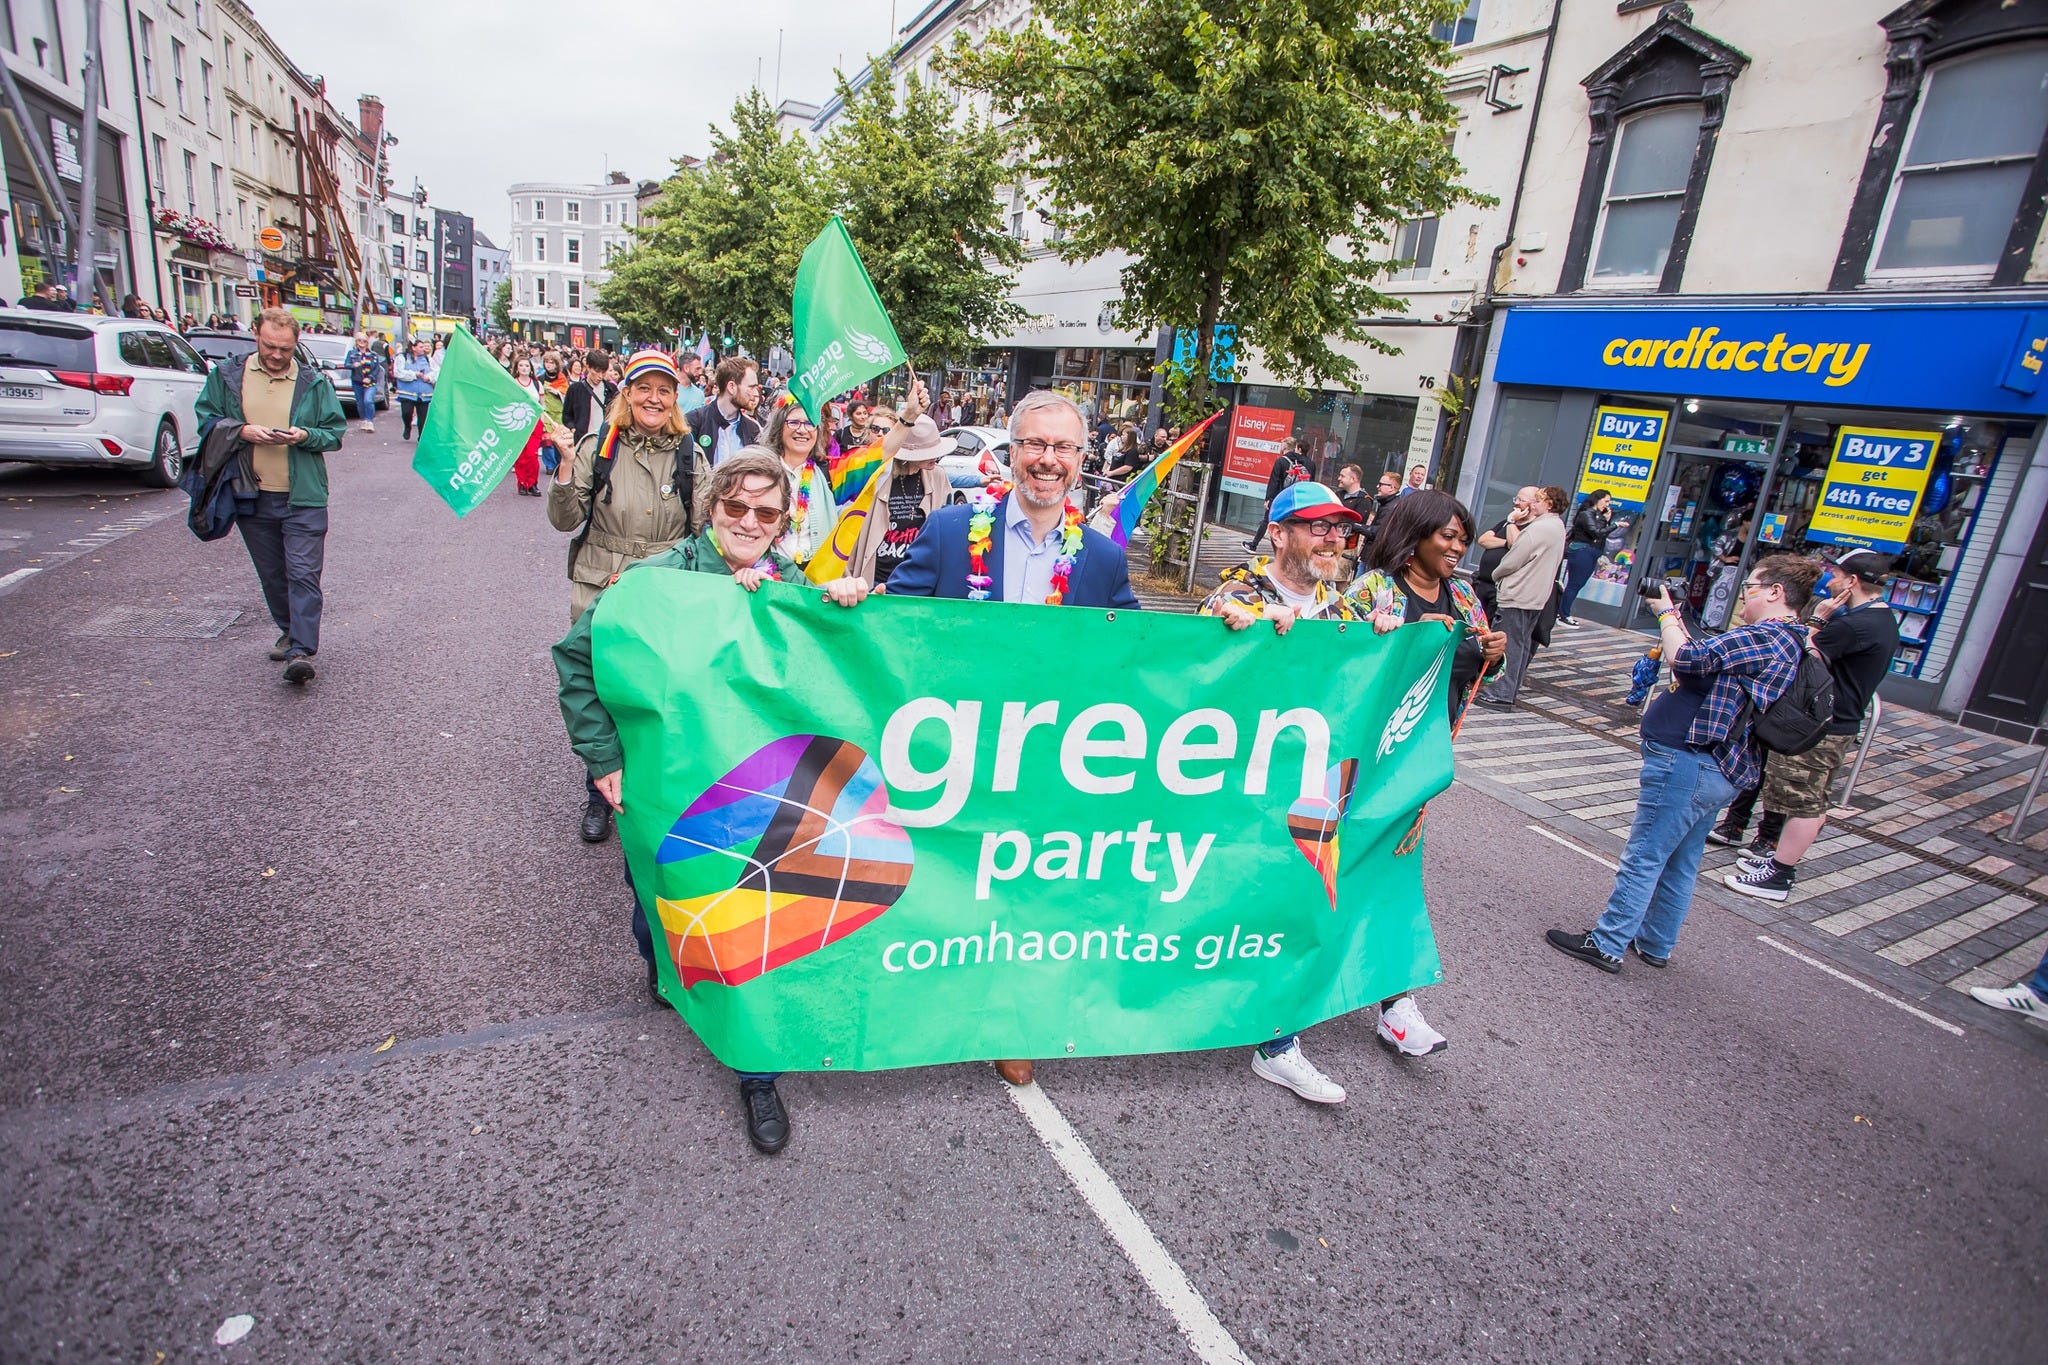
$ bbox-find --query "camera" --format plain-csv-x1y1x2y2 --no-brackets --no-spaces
1638,576,1686,602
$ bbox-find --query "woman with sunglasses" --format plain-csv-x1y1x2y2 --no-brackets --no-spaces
554,450,869,1157
760,398,839,568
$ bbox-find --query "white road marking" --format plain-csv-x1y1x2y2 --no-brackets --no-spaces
1004,1080,1254,1365
0,565,41,591
1755,935,1965,1037
1527,824,1620,870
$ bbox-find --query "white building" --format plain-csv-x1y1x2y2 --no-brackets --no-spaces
1452,0,2048,738
0,0,153,308
505,172,642,348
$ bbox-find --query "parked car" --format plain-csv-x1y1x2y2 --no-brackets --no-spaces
939,425,1010,494
183,327,321,381
0,310,216,486
299,332,388,415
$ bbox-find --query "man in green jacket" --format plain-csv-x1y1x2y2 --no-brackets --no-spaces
194,308,347,684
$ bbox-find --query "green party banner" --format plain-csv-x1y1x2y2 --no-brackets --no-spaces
410,327,542,516
788,215,908,423
592,572,1458,1072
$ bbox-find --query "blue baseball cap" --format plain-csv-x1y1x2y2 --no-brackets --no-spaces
1269,481,1361,525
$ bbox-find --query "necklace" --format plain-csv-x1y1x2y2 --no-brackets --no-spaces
967,482,1082,603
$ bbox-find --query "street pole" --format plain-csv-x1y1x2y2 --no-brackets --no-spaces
74,0,113,313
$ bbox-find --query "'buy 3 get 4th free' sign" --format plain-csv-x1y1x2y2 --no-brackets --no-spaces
1805,426,1941,552
1575,405,1668,512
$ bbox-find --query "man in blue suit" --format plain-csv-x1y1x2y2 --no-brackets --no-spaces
887,390,1139,1088
887,390,1141,611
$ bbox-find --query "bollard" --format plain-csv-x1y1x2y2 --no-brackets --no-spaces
1834,695,1882,811
1999,742,2048,845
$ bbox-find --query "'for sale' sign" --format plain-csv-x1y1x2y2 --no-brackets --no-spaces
1221,406,1296,499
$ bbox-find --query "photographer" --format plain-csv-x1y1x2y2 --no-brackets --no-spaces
1546,555,1817,973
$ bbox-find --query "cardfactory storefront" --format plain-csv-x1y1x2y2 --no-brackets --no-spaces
1463,298,2048,727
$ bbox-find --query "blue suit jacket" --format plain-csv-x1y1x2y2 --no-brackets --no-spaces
886,495,1142,609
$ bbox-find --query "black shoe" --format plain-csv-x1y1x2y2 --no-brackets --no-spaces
282,656,315,685
740,1078,790,1154
267,632,291,661
580,801,613,844
1546,928,1623,973
1473,697,1516,712
1742,837,1778,864
1725,858,1795,902
1630,940,1669,968
1704,823,1744,848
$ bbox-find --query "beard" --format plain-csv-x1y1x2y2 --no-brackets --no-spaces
1276,538,1340,584
1014,470,1076,509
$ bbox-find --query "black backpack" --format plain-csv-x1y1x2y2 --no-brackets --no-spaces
1749,640,1837,756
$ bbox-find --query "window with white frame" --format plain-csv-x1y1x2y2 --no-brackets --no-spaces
1589,105,1703,282
391,244,404,267
603,202,614,225
568,280,581,310
533,198,545,220
149,136,167,199
228,111,239,165
201,60,214,127
415,249,427,271
535,236,547,263
566,236,580,264
566,201,581,223
413,285,428,311
182,150,197,215
171,38,188,115
1872,44,2048,277
138,15,157,94
1432,0,1480,47
1391,217,1439,282
536,278,548,307
210,164,223,220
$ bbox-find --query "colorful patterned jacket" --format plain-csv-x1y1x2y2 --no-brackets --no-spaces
1198,558,1364,621
1345,568,1506,714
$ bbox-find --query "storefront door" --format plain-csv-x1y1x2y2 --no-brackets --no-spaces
1628,446,1771,629
1966,507,2048,739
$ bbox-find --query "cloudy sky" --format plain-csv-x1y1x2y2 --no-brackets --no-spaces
256,0,909,244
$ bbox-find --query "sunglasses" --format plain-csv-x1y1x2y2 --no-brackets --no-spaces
716,497,787,526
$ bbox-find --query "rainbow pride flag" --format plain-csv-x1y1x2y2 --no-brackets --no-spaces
828,438,888,504
1109,411,1225,548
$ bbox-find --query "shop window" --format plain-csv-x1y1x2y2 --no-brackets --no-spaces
1590,106,1702,281
1390,217,1439,282
1432,0,1480,47
1479,393,1558,533
1558,8,1747,294
1872,46,2048,277
1833,1,2048,289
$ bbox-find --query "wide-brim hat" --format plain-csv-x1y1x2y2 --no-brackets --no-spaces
896,415,958,461
1269,480,1361,525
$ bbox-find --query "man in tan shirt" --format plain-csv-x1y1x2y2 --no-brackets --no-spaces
193,308,348,684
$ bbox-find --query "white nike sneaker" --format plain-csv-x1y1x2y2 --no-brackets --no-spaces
1250,1041,1345,1104
1377,995,1448,1056
1968,981,2048,1022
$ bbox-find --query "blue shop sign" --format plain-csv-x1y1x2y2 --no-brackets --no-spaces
1494,303,2048,416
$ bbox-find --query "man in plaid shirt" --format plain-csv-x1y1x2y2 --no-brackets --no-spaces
1547,554,1820,973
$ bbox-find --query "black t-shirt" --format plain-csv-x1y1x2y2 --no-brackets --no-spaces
834,424,872,454
1402,577,1485,722
872,470,931,586
1641,671,1711,749
1814,599,1902,734
1475,519,1511,584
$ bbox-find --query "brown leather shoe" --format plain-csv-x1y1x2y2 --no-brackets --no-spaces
994,1059,1034,1086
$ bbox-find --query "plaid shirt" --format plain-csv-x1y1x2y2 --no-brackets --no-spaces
1669,618,1806,790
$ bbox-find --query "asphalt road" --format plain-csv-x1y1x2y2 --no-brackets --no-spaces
1,430,2042,1363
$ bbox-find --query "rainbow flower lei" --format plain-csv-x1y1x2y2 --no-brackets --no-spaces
967,482,1082,603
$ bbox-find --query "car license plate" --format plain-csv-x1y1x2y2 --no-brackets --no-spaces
0,384,40,401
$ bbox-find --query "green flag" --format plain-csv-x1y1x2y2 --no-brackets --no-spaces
410,327,542,517
789,215,908,423
590,571,1457,1073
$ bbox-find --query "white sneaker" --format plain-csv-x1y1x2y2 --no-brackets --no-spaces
1377,995,1448,1056
1250,1041,1345,1104
1969,981,2048,1022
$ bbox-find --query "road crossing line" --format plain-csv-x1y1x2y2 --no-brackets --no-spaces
1004,1080,1255,1365
1755,935,1965,1037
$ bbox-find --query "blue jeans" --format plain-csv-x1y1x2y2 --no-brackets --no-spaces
350,384,375,424
1560,544,1601,616
236,492,326,658
2028,944,2048,996
1594,740,1737,960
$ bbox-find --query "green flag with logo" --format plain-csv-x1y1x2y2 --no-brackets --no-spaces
788,215,909,423
410,327,542,517
590,571,1457,1073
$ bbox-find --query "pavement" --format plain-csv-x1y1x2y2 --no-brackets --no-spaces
2,441,2044,1362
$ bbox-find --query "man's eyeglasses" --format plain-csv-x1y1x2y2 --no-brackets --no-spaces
1741,578,1771,593
716,497,787,526
1285,518,1347,537
1012,437,1085,458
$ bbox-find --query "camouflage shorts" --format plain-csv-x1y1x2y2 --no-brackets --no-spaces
1759,732,1855,819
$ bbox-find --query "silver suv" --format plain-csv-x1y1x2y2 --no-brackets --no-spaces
0,310,214,486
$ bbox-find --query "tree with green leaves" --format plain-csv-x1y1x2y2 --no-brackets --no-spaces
947,0,1484,414
600,90,827,359
489,278,513,335
821,65,1024,370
